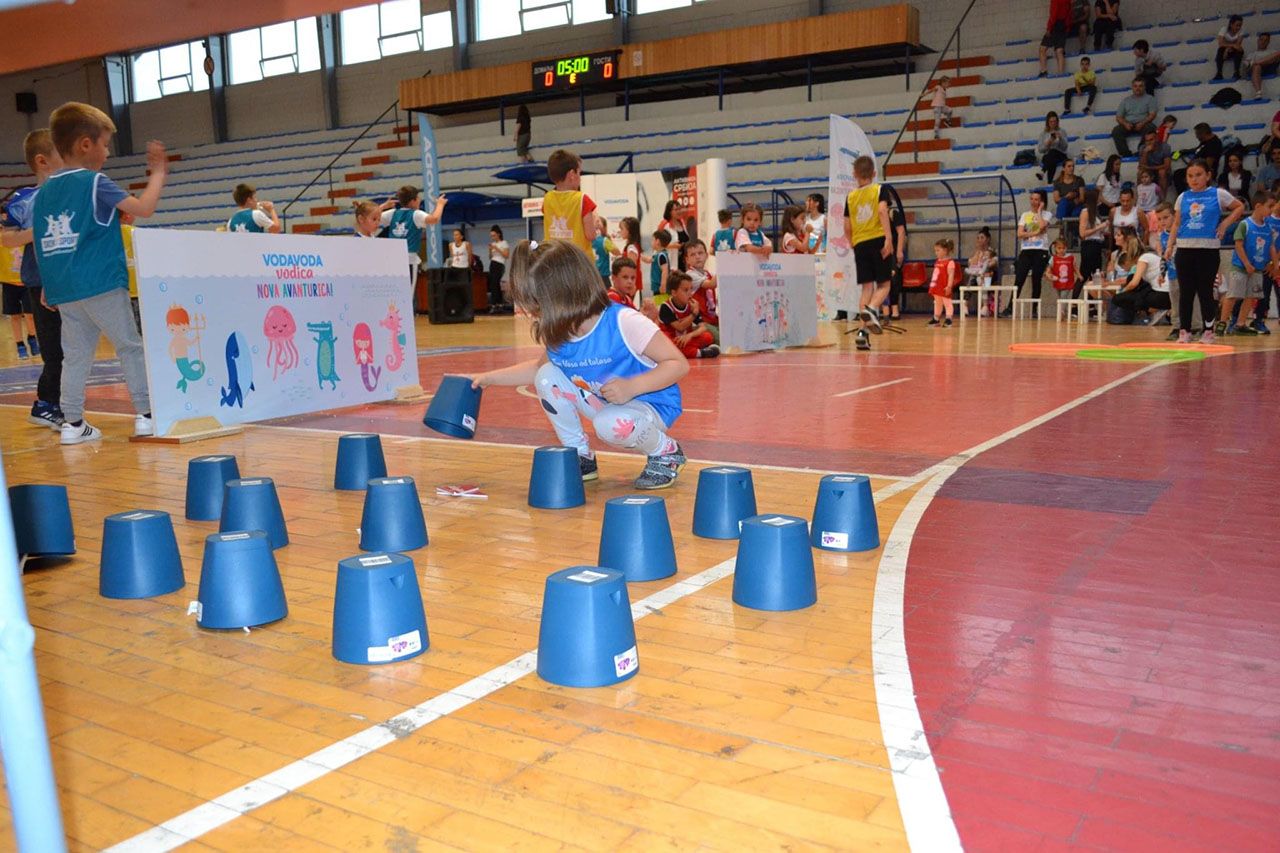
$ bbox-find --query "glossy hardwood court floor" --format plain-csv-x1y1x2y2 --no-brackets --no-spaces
1,313,1278,852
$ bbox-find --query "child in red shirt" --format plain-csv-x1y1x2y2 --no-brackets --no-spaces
681,239,719,343
1049,238,1077,293
928,238,960,326
659,271,719,358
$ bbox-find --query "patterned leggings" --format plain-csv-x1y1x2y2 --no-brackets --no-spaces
535,362,674,457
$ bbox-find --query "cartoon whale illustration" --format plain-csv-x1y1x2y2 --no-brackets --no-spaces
220,331,255,408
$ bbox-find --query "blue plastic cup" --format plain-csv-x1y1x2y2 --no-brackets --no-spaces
334,434,387,491
185,455,240,521
195,530,288,629
100,510,185,599
359,477,428,553
423,374,483,439
528,446,586,510
692,467,758,539
732,514,817,611
597,496,678,582
536,566,638,687
332,552,429,665
810,474,880,552
9,484,75,557
220,478,288,549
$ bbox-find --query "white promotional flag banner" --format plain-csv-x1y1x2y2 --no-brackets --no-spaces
134,230,419,437
824,115,878,318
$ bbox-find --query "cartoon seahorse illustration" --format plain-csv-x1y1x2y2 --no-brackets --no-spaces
219,332,254,408
306,321,340,390
352,322,381,391
380,302,405,371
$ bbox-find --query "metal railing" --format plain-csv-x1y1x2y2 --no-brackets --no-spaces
882,0,981,172
280,98,408,231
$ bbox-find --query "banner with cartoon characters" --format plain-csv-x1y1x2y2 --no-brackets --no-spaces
716,253,819,353
133,230,419,437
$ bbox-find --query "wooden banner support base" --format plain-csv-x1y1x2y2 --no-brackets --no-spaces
130,416,244,444
392,384,430,404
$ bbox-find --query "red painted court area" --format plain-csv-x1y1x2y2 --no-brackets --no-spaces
904,351,1280,851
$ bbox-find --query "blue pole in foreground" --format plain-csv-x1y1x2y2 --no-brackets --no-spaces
0,464,66,852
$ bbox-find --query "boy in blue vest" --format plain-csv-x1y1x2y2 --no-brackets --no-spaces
711,209,734,255
33,102,167,444
227,183,280,233
1220,191,1276,336
379,186,446,281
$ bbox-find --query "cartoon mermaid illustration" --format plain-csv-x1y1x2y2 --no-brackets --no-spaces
353,322,381,391
166,304,206,392
380,302,405,371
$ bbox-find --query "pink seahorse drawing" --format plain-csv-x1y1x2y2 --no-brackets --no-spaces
380,302,405,371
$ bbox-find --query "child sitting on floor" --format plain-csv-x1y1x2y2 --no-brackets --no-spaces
659,270,720,359
682,239,719,343
468,240,689,490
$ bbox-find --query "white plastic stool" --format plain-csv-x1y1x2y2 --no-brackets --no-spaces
1056,298,1089,323
1013,298,1043,319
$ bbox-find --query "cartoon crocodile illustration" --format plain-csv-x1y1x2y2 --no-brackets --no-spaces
219,331,255,408
307,321,340,390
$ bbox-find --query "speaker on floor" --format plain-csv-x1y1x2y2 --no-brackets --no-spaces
428,267,474,324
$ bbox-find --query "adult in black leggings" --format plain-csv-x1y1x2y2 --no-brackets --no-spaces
1174,248,1221,337
1003,189,1052,314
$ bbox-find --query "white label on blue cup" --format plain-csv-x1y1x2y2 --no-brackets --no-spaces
204,455,228,461
462,414,476,431
239,479,263,486
367,629,421,662
567,569,608,584
622,498,650,505
220,532,251,541
831,476,858,483
382,478,406,485
359,555,394,567
614,646,638,677
121,512,153,520
821,531,849,549
710,467,740,474
761,516,796,526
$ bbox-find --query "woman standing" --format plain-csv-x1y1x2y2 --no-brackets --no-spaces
449,228,473,272
1217,152,1253,203
487,225,510,313
1003,189,1055,315
1165,159,1245,343
1074,187,1109,296
514,105,532,163
1036,112,1070,183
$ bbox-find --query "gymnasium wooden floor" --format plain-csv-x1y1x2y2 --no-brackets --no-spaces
1,314,1278,851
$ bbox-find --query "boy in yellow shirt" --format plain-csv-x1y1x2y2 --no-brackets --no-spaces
541,149,597,254
843,155,894,351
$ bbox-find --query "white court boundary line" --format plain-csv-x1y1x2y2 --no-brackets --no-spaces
51,362,1163,850
833,377,913,397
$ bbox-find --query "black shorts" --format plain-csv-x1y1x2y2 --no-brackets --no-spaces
854,237,893,285
1041,22,1067,49
2,283,32,316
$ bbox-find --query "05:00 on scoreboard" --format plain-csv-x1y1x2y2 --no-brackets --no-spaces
531,50,621,91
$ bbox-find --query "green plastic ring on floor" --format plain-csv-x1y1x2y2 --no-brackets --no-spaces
1075,348,1206,362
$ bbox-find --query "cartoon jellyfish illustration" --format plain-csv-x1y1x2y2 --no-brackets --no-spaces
353,322,382,391
262,305,299,380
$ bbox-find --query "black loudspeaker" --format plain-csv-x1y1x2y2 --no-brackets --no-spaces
15,92,37,115
428,267,474,324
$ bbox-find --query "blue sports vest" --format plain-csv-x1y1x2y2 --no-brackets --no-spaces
1157,231,1178,282
649,252,668,294
546,303,682,427
738,228,765,248
228,208,265,233
1233,217,1273,270
1176,188,1224,248
713,227,735,253
1268,216,1280,252
32,169,126,305
386,208,423,254
592,235,610,278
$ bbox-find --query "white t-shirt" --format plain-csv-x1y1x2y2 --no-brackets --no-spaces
571,306,660,364
805,213,826,250
1218,25,1245,46
1019,209,1055,252
1135,252,1168,292
380,209,430,229
449,241,470,268
688,267,712,288
1111,205,1140,232
1097,172,1122,206
1136,183,1161,211
489,239,509,264
781,232,805,253
931,87,947,108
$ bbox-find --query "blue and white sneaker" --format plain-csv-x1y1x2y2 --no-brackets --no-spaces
28,401,65,431
1253,318,1271,335
60,420,102,445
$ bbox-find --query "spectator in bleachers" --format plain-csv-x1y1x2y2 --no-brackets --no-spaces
1076,187,1109,294
1001,189,1054,315
1096,154,1123,215
1110,230,1172,323
1111,186,1146,245
1136,169,1161,216
1218,152,1254,203
1165,159,1245,344
711,209,735,255
1111,78,1157,157
449,228,473,272
780,205,809,254
1053,158,1086,221
1137,128,1172,195
1036,112,1070,183
515,105,532,163
1092,0,1120,51
1256,146,1280,193
1172,123,1223,194
1246,33,1280,99
1132,40,1166,94
1071,0,1091,55
931,77,953,138
1156,114,1178,146
488,226,510,312
228,184,280,234
1064,56,1097,114
965,227,999,316
1038,0,1072,78
1213,15,1246,81
804,194,826,252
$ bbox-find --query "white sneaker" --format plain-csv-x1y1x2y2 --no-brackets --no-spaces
60,421,102,445
133,414,154,437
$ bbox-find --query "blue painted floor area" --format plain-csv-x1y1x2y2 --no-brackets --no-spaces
0,359,123,395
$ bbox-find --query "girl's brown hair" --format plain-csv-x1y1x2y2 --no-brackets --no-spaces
934,238,955,252
353,200,379,219
782,205,805,238
740,201,763,219
509,240,611,350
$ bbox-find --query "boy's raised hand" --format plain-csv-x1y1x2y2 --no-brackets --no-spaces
146,141,169,177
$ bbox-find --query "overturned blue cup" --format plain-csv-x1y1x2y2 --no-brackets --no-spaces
810,474,880,552
423,374,483,439
9,484,75,558
732,514,817,612
692,467,758,539
195,530,288,629
100,510,185,599
334,434,388,491
528,446,586,510
185,454,240,521
220,477,288,549
359,476,428,553
537,566,638,688
597,496,678,582
332,552,429,665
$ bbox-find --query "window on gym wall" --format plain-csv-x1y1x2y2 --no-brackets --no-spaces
339,0,454,65
130,41,209,103
475,0,609,41
228,20,322,85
